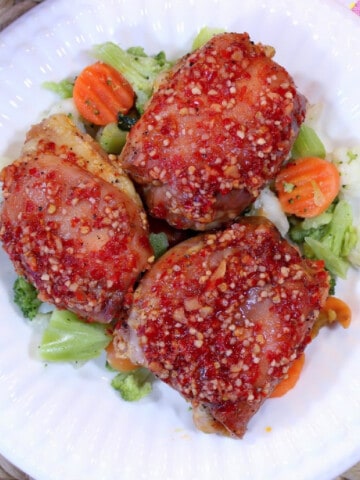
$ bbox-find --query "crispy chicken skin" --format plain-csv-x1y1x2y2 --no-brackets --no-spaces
114,217,329,437
120,32,307,230
0,114,153,323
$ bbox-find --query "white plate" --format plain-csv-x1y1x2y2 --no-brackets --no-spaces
1,1,360,479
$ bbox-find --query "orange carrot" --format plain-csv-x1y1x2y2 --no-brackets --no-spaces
73,61,135,125
270,353,305,398
274,156,340,218
106,339,138,372
311,296,352,338
323,296,352,328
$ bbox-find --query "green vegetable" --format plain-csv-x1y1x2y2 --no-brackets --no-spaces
348,226,360,267
289,211,332,244
149,232,169,259
96,122,128,154
304,236,349,278
13,277,42,320
291,124,326,159
346,150,359,162
92,42,172,113
43,79,74,99
39,309,111,362
289,199,358,279
111,367,153,401
191,26,225,50
117,111,139,131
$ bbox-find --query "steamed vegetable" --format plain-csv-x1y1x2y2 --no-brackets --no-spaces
311,296,352,338
13,277,42,320
289,199,358,278
96,122,128,153
73,61,135,125
250,187,290,237
191,26,225,50
43,79,74,99
291,124,326,159
111,367,153,401
91,42,172,113
332,146,360,198
275,156,340,218
39,309,111,362
149,232,169,259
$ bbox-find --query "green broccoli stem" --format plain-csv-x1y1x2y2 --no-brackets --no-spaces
291,124,326,159
91,42,172,113
93,42,151,94
39,309,111,362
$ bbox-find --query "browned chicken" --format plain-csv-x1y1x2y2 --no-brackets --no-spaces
0,114,153,323
120,32,307,230
114,217,329,437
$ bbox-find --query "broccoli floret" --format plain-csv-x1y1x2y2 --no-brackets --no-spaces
13,277,42,320
111,367,153,401
91,42,173,113
39,309,111,362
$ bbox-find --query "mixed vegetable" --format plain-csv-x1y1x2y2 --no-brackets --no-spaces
9,27,360,402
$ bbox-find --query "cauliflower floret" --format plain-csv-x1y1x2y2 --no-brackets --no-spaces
331,146,360,199
250,187,290,237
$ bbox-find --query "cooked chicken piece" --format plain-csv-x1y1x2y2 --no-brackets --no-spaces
120,32,307,230
22,113,139,203
0,114,153,323
114,217,329,437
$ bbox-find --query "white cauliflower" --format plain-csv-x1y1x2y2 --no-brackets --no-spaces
331,146,360,199
251,187,289,237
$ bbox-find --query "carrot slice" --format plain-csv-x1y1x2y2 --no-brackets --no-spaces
106,339,138,372
275,156,340,218
311,296,352,338
323,296,352,329
270,353,305,398
73,61,135,125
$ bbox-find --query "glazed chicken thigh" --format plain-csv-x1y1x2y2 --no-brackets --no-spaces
0,114,153,323
120,32,307,230
114,217,329,437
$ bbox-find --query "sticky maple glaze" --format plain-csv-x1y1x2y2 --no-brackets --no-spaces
120,32,307,230
117,217,330,437
0,115,153,323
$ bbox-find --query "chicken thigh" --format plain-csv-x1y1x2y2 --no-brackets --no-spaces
114,217,329,437
0,114,153,323
120,32,307,230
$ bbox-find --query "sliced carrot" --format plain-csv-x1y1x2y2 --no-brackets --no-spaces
323,296,352,328
270,353,305,398
73,61,135,125
106,339,139,372
311,296,352,338
274,156,340,218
